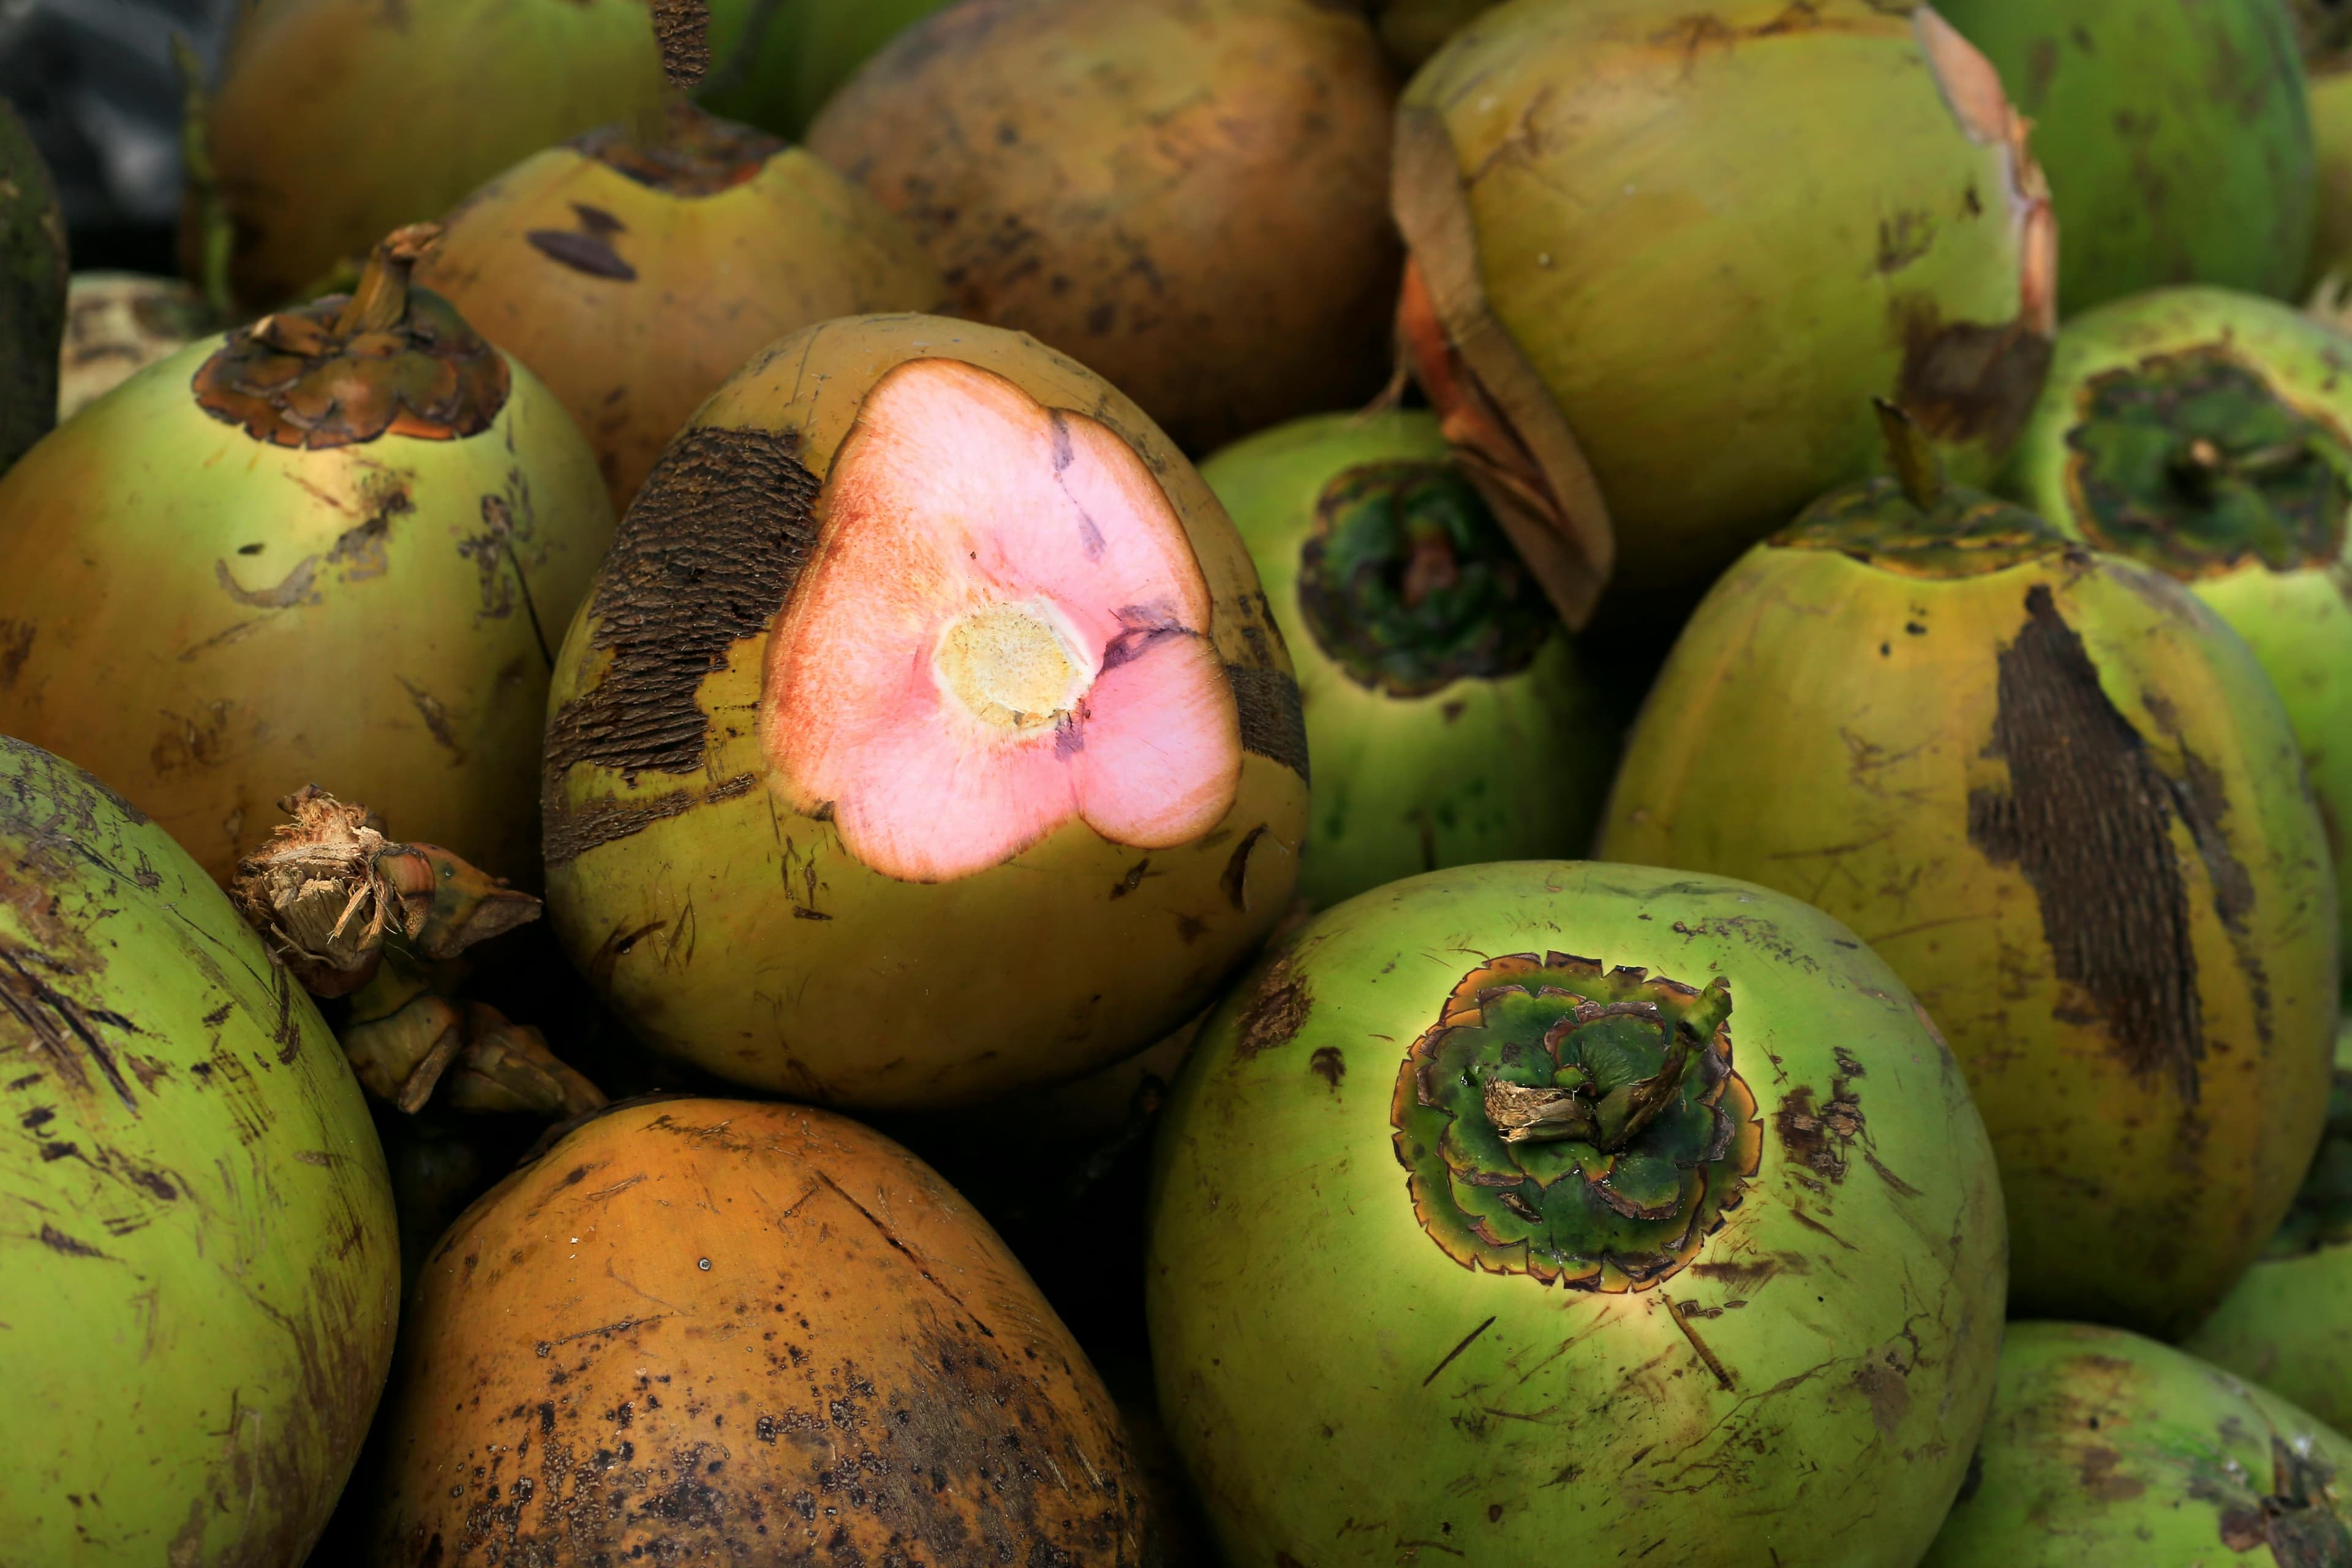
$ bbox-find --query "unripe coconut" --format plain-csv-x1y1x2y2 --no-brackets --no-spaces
418,104,945,514
1597,411,2339,1336
2305,3,2352,290
0,225,617,884
1148,861,2007,1567
1920,1322,2352,1567
2001,285,2352,972
0,736,398,1562
699,0,950,139
57,273,209,423
2184,1020,2352,1431
1198,409,1614,908
805,0,1402,457
369,1096,1153,1564
1937,0,2314,318
0,97,66,472
203,0,668,312
1393,0,2056,621
543,312,1308,1108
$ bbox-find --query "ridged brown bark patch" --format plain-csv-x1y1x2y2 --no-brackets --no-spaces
543,428,821,793
1226,664,1310,782
543,774,758,869
1967,584,2206,1101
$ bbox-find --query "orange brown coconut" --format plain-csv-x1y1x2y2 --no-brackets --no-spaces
368,1096,1152,1565
806,0,1402,456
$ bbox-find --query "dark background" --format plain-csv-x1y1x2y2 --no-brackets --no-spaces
0,0,232,271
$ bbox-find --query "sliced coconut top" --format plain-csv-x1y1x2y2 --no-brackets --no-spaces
2061,345,2352,578
765,357,1243,883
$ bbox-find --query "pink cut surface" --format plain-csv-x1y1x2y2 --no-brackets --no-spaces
764,358,1242,883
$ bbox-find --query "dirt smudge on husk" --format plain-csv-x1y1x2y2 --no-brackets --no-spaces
1234,951,1311,1061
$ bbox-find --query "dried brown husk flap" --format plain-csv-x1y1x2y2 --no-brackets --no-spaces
233,786,603,1119
1390,102,1616,630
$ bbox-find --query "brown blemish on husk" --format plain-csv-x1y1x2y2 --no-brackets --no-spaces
1773,1080,1864,1184
1225,665,1310,782
543,428,821,795
1895,299,2056,454
525,227,638,281
1234,953,1311,1061
1966,584,2208,1101
192,224,510,449
1390,107,1616,628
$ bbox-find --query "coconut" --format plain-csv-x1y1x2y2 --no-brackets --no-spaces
0,99,66,473
1147,861,2006,1566
804,0,1401,458
202,0,669,312
2184,1019,2352,1431
1391,0,2055,622
2307,2,2352,292
2000,285,2352,972
417,20,945,515
56,273,211,424
368,1096,1153,1563
1938,0,2314,317
1597,406,2339,1336
0,224,617,885
699,0,950,138
541,312,1308,1109
0,736,398,1562
1921,1322,2352,1566
1198,409,1614,908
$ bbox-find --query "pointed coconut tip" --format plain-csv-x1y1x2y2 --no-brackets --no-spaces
764,356,1244,883
1872,396,1948,511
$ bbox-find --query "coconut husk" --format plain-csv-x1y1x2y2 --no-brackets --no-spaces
1390,104,1615,629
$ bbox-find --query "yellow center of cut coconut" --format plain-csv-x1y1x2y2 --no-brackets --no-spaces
933,598,1098,731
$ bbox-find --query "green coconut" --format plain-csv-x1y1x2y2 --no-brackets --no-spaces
202,0,668,312
805,0,1403,458
699,0,951,138
1198,409,1615,908
1391,0,2056,622
2001,287,2352,973
543,312,1309,1109
1598,407,2340,1337
2307,1,2352,291
0,736,399,1562
0,98,66,473
2184,1019,2352,1432
1148,861,2007,1566
0,225,617,886
1938,0,2315,318
1922,1322,2352,1567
